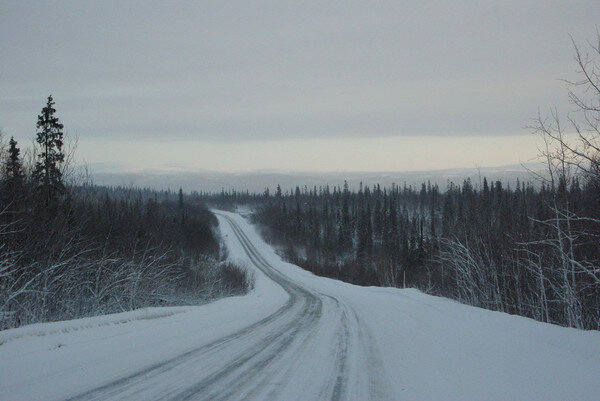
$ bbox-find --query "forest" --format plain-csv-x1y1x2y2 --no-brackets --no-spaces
0,97,252,330
209,172,598,330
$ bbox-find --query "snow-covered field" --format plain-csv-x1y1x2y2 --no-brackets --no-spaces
1,211,599,400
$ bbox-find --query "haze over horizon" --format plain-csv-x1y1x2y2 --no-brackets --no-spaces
2,1,599,172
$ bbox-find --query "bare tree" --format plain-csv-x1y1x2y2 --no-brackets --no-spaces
527,33,600,328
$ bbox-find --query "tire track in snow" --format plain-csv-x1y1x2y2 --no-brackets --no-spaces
183,214,327,400
67,213,306,400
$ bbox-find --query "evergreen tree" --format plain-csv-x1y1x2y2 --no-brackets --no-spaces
4,136,25,202
339,181,352,250
33,95,65,206
178,187,185,226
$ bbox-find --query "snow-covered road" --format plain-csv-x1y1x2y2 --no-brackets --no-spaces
1,211,599,400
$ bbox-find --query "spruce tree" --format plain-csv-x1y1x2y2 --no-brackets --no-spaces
178,187,185,226
3,136,25,208
5,137,24,190
339,180,352,250
34,95,65,206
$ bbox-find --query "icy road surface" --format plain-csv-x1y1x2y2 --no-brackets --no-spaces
1,211,600,400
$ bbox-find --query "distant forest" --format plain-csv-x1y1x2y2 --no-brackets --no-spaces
207,37,600,330
207,170,598,330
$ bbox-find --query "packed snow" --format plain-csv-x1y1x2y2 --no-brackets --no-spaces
1,211,598,400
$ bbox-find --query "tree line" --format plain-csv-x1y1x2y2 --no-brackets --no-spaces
232,171,596,330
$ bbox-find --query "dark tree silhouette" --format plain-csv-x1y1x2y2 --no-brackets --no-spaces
33,95,65,206
4,136,25,204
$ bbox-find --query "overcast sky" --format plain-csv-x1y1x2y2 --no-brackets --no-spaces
1,1,599,172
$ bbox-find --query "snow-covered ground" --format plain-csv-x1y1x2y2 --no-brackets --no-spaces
1,211,599,400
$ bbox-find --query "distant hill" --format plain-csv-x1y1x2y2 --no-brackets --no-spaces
87,163,546,193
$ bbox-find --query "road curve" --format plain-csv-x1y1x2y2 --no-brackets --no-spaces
65,212,390,401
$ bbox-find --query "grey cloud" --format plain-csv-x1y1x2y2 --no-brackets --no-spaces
1,0,598,145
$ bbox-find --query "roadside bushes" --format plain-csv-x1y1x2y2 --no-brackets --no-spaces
0,184,255,330
0,245,253,330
